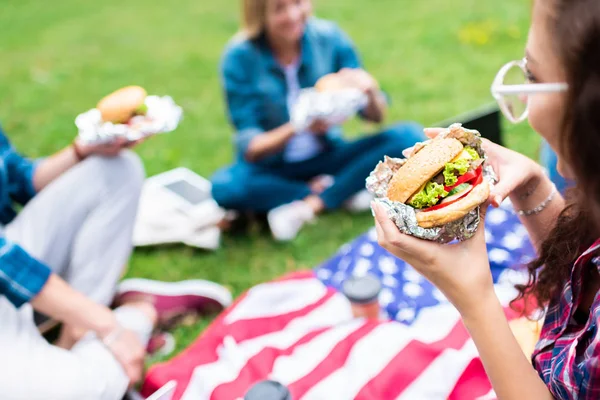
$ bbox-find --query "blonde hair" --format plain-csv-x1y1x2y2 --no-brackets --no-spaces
240,0,269,40
239,0,313,40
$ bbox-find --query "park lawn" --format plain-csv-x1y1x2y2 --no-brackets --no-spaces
1,0,536,361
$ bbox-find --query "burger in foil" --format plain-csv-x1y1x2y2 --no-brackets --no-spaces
367,123,494,242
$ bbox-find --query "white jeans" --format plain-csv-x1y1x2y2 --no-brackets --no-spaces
0,152,153,400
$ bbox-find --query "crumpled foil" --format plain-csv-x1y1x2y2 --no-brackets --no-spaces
366,123,497,243
290,88,369,131
75,95,183,144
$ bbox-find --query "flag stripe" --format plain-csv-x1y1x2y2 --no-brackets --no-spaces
209,328,328,400
300,323,419,400
269,320,368,387
286,322,378,398
224,283,336,342
180,293,353,400
448,358,494,400
398,340,481,400
354,319,471,400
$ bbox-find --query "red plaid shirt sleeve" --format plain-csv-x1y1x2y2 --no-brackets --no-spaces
532,240,600,399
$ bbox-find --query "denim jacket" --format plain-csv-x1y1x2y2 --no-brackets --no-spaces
220,18,368,167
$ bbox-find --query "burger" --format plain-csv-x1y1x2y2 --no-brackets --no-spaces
315,73,349,92
96,86,148,124
382,124,490,229
315,71,379,92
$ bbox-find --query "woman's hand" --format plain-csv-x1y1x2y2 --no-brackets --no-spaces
74,137,144,159
422,128,546,207
338,68,385,123
308,119,330,135
102,327,147,386
338,68,380,95
372,201,495,314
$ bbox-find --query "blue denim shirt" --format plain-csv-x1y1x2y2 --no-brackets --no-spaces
220,18,370,167
0,126,51,308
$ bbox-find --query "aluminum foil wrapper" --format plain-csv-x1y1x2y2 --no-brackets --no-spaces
366,123,497,243
75,95,183,144
290,88,369,131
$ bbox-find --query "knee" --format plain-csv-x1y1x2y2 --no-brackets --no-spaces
110,150,146,191
86,151,146,196
383,121,426,144
210,167,249,210
376,122,426,157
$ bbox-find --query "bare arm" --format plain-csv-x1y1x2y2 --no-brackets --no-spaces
33,138,129,191
361,89,387,124
31,274,117,338
462,291,553,400
32,145,81,192
244,123,296,163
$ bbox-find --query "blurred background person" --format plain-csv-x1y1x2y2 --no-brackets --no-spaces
211,0,426,241
0,127,230,399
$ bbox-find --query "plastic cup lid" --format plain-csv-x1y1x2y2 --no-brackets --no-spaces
342,274,382,304
244,380,292,400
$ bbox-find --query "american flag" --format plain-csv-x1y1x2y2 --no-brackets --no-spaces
142,201,537,400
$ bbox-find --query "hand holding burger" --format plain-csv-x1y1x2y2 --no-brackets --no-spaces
370,125,498,312
367,124,493,242
315,69,379,95
73,86,150,159
386,131,489,228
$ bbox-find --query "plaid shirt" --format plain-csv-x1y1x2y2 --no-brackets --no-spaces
0,125,51,308
532,238,600,399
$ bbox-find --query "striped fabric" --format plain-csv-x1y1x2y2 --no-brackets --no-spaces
142,201,537,399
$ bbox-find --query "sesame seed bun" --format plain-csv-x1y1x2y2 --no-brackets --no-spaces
386,138,464,203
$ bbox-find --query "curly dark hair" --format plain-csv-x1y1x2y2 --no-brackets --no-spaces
514,0,600,307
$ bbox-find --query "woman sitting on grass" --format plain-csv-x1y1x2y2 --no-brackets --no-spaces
211,0,425,241
374,0,600,398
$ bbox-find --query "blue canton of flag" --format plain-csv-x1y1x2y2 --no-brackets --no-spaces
314,201,536,325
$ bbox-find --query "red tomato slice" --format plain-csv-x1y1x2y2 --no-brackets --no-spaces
443,166,482,192
423,169,485,213
422,193,466,212
472,169,484,186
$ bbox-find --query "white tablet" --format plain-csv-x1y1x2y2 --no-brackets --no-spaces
146,167,213,211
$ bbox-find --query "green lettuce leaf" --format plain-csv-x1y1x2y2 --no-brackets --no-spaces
135,103,148,115
408,181,448,209
464,146,480,160
443,158,470,186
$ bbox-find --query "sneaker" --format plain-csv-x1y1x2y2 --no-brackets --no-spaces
267,201,315,241
344,189,374,213
114,279,233,327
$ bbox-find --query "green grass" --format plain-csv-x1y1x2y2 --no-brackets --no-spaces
1,0,537,361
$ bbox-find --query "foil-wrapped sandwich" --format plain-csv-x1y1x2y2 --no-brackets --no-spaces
367,123,496,243
76,86,183,145
290,72,369,131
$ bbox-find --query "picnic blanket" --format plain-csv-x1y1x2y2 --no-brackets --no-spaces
141,201,538,400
